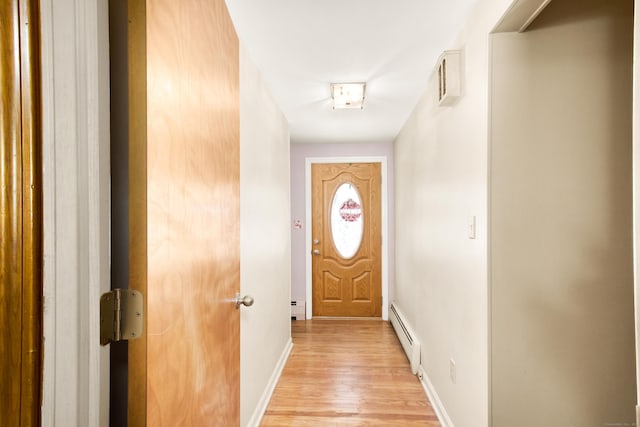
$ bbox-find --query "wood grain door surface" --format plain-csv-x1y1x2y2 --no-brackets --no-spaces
125,0,241,425
0,0,43,425
312,163,382,317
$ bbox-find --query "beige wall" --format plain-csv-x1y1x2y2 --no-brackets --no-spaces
490,0,635,425
239,44,292,426
393,0,514,425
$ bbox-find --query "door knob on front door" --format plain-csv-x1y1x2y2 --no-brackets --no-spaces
235,293,254,308
312,249,320,255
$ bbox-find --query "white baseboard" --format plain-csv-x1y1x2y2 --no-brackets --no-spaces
245,338,293,427
418,366,454,427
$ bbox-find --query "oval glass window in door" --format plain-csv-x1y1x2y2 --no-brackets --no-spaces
330,183,364,259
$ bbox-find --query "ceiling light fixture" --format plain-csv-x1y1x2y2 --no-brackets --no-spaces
331,82,366,110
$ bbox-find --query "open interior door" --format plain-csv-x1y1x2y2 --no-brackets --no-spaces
109,0,241,424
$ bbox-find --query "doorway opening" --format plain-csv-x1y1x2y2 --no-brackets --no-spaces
489,0,636,424
311,162,382,317
305,157,390,320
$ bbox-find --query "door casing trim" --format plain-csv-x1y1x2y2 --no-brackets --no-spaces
305,156,389,321
40,0,111,424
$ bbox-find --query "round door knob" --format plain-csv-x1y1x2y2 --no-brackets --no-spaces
235,293,254,308
312,249,320,255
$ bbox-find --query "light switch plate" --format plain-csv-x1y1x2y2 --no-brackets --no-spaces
468,216,476,239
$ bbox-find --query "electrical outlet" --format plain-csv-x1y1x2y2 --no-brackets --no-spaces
449,359,456,384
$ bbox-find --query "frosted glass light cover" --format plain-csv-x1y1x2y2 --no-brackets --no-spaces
330,183,363,259
331,82,366,109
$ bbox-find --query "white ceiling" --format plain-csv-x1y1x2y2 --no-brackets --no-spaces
226,0,478,144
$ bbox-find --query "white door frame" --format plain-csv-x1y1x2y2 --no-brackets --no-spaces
41,0,111,425
305,156,389,321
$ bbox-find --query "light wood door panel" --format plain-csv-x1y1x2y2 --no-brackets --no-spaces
0,0,43,424
127,0,240,424
312,163,382,317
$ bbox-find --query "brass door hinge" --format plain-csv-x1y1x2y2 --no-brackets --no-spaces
100,289,143,346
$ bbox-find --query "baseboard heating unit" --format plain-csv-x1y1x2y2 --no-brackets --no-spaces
389,303,421,374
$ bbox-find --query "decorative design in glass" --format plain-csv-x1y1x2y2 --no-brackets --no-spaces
330,183,364,259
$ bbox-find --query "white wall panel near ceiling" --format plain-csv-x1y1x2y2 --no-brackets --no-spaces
225,0,479,144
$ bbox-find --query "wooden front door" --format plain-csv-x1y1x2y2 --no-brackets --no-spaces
122,0,241,425
312,163,382,317
0,0,42,425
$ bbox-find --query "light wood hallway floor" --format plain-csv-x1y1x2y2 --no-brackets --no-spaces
260,319,440,426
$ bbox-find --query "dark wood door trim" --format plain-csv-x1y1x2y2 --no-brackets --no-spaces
1,0,43,425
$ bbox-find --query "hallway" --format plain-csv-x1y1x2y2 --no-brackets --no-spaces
30,0,639,424
261,320,440,426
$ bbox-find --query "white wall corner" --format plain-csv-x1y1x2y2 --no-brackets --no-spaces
245,339,293,427
418,366,455,427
